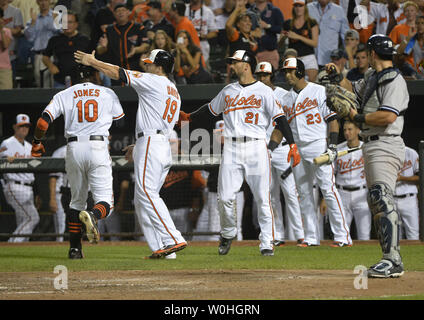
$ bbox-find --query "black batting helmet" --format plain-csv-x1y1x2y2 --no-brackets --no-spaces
366,34,397,56
72,65,96,84
142,49,174,73
226,50,257,73
281,57,305,79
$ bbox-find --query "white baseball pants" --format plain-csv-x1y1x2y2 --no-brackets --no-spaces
293,139,351,245
395,194,420,240
338,187,372,240
218,138,273,251
133,134,186,251
270,146,304,241
3,182,40,242
53,192,66,242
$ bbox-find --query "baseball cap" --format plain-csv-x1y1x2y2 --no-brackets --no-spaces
293,0,305,5
255,61,273,74
345,29,359,40
330,48,348,60
114,3,129,11
16,114,31,127
142,49,164,64
282,57,298,70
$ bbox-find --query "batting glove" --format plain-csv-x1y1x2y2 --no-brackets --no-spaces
324,144,337,164
31,140,45,157
287,143,301,167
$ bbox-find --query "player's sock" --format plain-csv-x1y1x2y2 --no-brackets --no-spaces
68,208,82,249
92,201,110,220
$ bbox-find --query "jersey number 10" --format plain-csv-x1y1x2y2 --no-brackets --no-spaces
77,100,98,122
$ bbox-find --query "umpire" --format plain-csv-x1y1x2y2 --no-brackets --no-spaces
325,34,409,278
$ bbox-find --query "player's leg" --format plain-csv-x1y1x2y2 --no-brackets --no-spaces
270,167,285,244
338,189,354,237
53,192,66,242
352,189,372,241
133,135,186,254
207,192,220,241
292,158,320,246
244,140,274,254
315,164,351,246
236,191,244,240
364,140,405,277
397,196,419,240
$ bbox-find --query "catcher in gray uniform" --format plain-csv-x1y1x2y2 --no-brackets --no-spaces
324,34,408,278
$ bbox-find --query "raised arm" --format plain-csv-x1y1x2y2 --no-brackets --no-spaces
74,50,120,80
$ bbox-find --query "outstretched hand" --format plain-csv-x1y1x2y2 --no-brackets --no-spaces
74,50,96,66
31,141,45,157
288,143,301,167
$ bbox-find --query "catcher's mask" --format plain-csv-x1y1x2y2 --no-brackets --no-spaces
281,57,305,79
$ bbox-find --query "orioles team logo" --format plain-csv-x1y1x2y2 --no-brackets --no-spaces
223,94,262,114
337,156,365,175
284,97,319,122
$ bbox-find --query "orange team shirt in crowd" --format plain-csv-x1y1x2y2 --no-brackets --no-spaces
271,0,292,19
130,3,150,24
390,23,414,66
174,16,201,47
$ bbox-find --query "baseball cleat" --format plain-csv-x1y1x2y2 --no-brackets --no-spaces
330,241,352,247
273,240,285,247
79,210,100,244
144,252,163,259
155,242,187,257
261,249,274,256
68,248,84,259
367,259,404,278
165,252,177,260
297,240,319,247
218,236,234,255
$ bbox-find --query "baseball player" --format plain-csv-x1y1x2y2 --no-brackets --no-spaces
75,49,188,258
326,34,409,278
394,146,420,240
280,57,352,248
254,61,304,245
334,121,371,240
31,66,125,259
178,50,301,256
0,114,40,243
49,144,67,242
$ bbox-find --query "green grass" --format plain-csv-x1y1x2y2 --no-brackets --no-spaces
0,243,423,273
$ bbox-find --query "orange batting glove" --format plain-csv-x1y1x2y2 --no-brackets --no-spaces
288,143,301,167
176,111,191,128
31,140,45,157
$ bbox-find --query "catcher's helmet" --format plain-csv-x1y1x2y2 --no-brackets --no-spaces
226,50,257,73
367,34,397,56
142,49,174,73
281,57,305,79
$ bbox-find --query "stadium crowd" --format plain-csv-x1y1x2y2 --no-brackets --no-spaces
0,0,422,245
0,0,424,90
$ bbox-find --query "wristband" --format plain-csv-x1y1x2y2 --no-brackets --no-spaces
353,114,366,123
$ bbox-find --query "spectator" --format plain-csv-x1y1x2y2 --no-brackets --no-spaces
168,0,200,47
317,48,349,83
344,29,359,69
346,43,369,81
11,0,38,26
280,0,319,82
130,0,150,24
0,7,12,89
42,11,91,88
385,0,406,35
24,0,59,88
91,0,125,48
185,0,218,64
248,0,284,69
308,0,350,67
208,0,235,51
96,4,150,85
393,6,423,75
143,1,175,40
225,0,259,82
399,15,424,77
1,0,24,78
174,29,213,84
150,28,175,52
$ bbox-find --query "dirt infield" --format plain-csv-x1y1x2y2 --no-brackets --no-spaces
1,241,423,300
1,269,424,300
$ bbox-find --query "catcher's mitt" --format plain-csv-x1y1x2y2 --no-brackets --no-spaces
325,84,358,119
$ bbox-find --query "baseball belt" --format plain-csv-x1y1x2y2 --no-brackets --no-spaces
336,184,367,192
394,193,416,199
137,130,164,139
67,135,104,143
363,134,399,143
7,180,34,187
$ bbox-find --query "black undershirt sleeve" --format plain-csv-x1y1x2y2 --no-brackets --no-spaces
274,115,294,145
119,68,128,84
41,112,52,124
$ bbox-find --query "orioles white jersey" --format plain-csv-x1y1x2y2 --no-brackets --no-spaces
335,141,366,188
123,70,180,136
209,81,284,139
282,82,336,145
0,136,34,183
44,82,125,138
266,86,288,141
395,146,419,196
